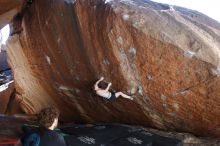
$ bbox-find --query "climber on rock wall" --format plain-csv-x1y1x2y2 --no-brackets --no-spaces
94,77,133,100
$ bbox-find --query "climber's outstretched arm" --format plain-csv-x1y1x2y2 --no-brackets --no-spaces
104,82,112,92
94,77,104,90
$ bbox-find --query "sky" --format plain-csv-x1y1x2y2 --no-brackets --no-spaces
0,24,10,45
1,0,220,44
151,0,220,23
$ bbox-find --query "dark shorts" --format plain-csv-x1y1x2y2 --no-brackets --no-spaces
109,92,117,101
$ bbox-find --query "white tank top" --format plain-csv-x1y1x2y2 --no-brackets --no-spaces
96,91,112,99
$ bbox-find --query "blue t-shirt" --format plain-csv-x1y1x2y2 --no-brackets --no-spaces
21,128,66,146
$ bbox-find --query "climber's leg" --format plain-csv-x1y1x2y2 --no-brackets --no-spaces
115,92,133,100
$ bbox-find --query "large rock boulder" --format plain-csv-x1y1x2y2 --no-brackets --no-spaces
4,0,220,137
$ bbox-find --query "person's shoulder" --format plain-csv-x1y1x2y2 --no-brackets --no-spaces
51,130,60,136
41,129,64,141
21,128,41,146
22,128,40,138
46,130,66,145
44,129,63,139
43,129,58,135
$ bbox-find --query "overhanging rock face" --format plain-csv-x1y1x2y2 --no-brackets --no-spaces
5,0,220,137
